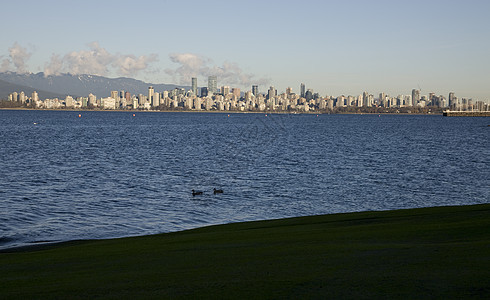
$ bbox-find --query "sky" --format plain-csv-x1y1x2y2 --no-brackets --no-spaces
1,0,489,100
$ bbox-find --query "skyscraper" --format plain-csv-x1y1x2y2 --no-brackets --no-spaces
362,91,369,107
305,89,313,101
300,83,305,98
411,89,420,106
111,90,119,100
152,91,160,107
31,91,39,102
267,86,276,100
192,77,197,96
88,93,96,107
201,87,208,97
232,88,240,98
208,76,217,95
252,85,259,97
448,92,456,108
221,86,230,96
148,86,154,103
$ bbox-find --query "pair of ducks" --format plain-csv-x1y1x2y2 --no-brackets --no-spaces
192,188,223,196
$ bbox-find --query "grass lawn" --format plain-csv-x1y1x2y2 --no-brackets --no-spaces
1,204,489,299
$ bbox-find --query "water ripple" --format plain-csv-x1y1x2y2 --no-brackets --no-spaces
0,111,488,249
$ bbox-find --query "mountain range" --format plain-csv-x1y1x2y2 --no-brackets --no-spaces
0,72,187,100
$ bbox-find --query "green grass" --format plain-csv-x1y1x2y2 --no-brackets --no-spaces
1,204,489,299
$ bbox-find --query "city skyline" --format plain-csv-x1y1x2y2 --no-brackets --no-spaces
7,74,489,113
1,0,489,101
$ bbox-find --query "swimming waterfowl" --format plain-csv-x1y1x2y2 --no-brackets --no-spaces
213,188,223,194
192,189,203,196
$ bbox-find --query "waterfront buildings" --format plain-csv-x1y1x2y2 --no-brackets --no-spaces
208,76,217,95
252,85,259,97
4,77,489,113
191,77,198,96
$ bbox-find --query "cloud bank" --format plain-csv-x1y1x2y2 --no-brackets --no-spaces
43,42,158,77
165,53,269,87
0,42,32,73
1,43,269,88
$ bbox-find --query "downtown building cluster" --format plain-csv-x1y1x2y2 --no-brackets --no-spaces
6,76,489,112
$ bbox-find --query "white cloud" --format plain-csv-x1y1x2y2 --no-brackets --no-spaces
165,53,269,87
113,53,158,77
0,56,11,72
2,43,269,87
0,43,32,73
43,42,158,77
44,54,64,76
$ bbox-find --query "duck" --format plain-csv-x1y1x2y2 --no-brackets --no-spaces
192,189,203,196
213,188,223,194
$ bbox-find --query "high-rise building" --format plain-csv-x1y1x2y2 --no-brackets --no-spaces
221,86,230,96
379,93,386,107
111,90,119,100
357,94,363,107
268,86,276,100
300,83,306,98
232,88,241,98
448,92,456,108
65,95,74,107
88,93,96,107
19,91,25,103
245,91,252,101
286,87,293,95
192,77,198,96
12,92,18,102
208,76,217,95
305,89,313,101
201,87,208,97
152,92,160,107
411,89,420,106
336,96,345,107
252,85,259,97
362,91,369,107
148,86,154,103
31,91,39,103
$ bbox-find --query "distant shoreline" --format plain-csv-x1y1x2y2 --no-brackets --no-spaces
0,107,443,116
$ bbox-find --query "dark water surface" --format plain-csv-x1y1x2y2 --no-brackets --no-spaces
1,110,488,249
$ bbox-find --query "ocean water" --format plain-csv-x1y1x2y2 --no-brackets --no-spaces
0,110,488,249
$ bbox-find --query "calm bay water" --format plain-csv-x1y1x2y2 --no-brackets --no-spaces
0,110,488,249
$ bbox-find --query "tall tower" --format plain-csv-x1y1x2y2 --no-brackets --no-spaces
208,76,217,95
448,92,455,108
148,86,154,103
362,91,369,107
300,83,306,98
152,91,160,107
411,89,420,106
252,85,259,97
268,86,276,100
201,87,208,97
221,86,230,96
31,91,39,102
232,88,240,98
192,77,198,96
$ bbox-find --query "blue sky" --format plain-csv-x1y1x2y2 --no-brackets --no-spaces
1,0,489,100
